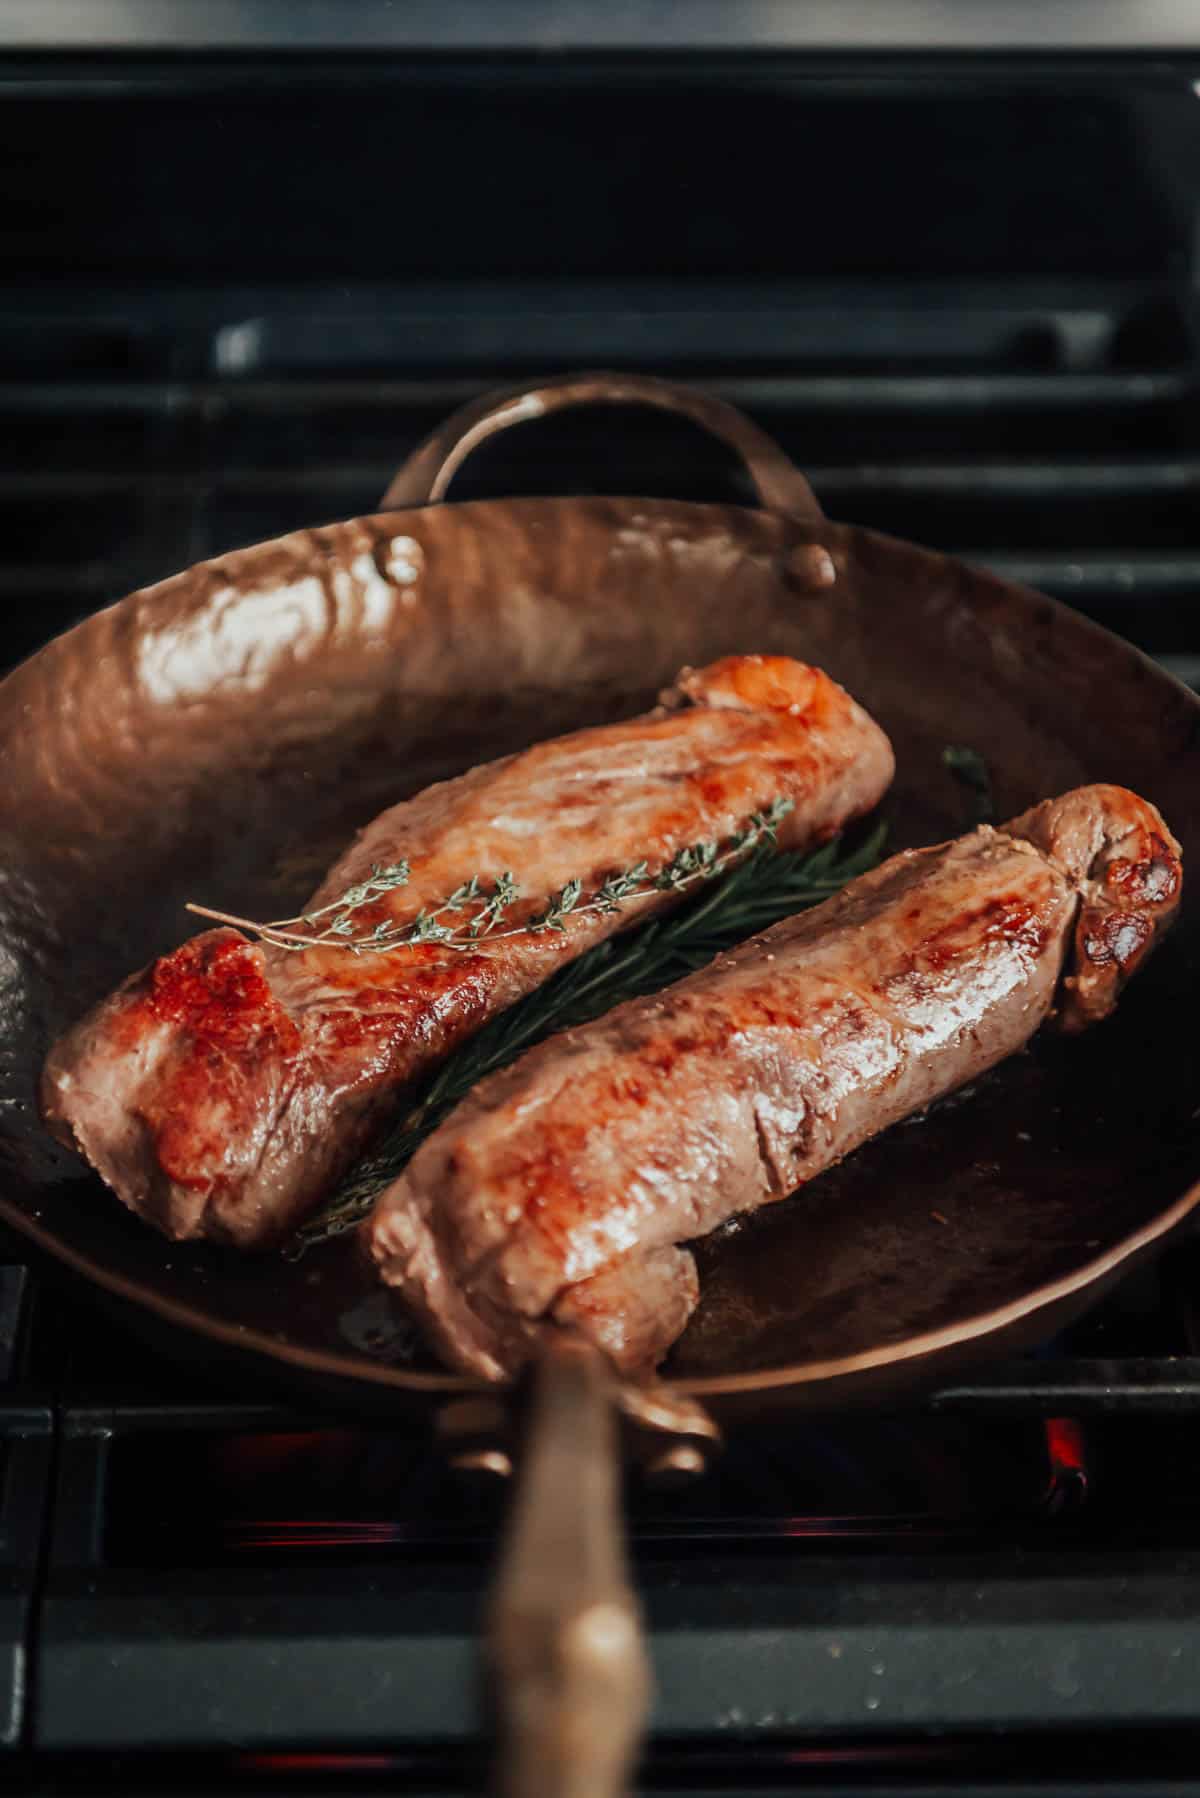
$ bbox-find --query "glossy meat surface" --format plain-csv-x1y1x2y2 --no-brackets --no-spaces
40,655,893,1247
367,784,1181,1380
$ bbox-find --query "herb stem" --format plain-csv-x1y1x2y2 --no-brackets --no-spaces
287,816,888,1256
182,903,321,950
188,798,796,961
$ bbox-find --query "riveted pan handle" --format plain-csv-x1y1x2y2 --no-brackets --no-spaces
486,1333,652,1798
379,370,825,525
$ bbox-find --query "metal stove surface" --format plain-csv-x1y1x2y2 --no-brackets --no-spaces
4,1222,1200,1791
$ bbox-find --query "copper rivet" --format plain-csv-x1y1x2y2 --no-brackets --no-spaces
451,1447,514,1479
789,543,837,589
644,1443,708,1480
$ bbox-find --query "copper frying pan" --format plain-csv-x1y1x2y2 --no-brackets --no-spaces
1,373,1198,1791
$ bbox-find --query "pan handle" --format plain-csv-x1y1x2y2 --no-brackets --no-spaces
486,1332,652,1798
379,370,825,526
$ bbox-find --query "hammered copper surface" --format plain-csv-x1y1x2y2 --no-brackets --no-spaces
1,373,1198,1418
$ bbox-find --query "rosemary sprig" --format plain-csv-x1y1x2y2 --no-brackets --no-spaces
186,799,796,956
288,817,888,1255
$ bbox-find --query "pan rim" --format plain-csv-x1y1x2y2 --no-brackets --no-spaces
3,1172,1198,1401
0,492,790,702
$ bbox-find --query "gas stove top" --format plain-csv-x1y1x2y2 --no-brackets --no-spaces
6,1220,1200,1792
4,37,1200,1796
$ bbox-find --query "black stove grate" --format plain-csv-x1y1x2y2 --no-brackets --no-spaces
3,69,1200,687
4,283,1200,684
4,47,1200,1794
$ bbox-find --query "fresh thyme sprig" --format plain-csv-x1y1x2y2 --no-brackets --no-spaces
186,799,796,956
288,817,888,1255
185,859,416,951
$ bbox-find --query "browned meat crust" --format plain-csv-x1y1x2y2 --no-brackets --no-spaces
41,655,893,1247
366,785,1181,1380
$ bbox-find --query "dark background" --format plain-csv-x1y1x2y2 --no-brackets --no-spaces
2,55,1200,681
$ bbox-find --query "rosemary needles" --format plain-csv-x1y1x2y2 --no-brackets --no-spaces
289,818,887,1254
